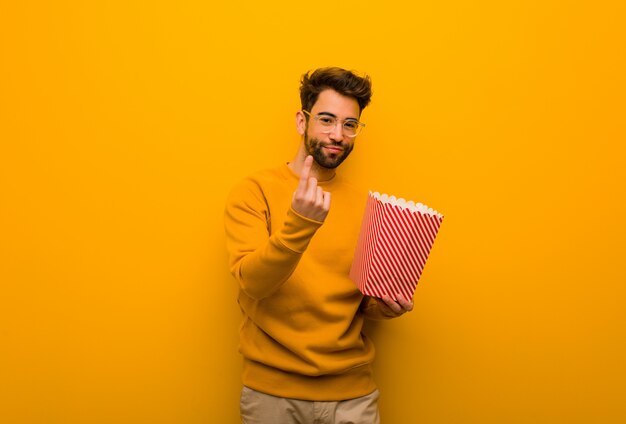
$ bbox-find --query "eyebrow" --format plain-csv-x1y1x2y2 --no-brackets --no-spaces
317,112,359,121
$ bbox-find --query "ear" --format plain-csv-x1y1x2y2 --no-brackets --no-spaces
295,110,306,136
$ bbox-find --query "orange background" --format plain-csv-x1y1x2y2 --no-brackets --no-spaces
1,1,625,423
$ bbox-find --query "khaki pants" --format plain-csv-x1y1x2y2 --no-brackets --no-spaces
240,386,381,424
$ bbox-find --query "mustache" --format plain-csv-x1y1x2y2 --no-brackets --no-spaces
319,140,344,148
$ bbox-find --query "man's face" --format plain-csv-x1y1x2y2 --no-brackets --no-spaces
304,89,361,169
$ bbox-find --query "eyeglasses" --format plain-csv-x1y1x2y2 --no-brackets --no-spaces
302,110,365,138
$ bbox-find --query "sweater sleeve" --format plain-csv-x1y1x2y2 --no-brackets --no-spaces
224,178,323,300
359,296,404,320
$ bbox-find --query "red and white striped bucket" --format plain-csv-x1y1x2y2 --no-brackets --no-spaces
350,192,444,300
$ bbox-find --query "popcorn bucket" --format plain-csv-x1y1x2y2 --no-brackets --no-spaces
350,192,444,300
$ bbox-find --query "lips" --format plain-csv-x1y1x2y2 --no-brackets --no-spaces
323,145,344,153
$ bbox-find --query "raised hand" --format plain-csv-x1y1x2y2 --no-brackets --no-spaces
291,155,332,222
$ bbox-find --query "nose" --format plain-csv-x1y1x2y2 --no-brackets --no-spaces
328,123,344,142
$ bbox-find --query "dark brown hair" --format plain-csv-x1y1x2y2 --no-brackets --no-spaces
300,67,372,115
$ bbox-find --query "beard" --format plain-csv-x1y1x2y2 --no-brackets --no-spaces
304,133,354,169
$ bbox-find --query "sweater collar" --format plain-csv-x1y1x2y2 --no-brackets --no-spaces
283,163,339,185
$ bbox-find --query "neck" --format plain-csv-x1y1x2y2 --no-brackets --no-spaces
288,144,337,181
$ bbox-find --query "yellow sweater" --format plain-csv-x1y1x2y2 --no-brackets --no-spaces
224,164,400,401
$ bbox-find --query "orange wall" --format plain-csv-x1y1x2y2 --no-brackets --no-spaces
1,1,625,423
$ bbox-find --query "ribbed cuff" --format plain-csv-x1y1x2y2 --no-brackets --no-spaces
276,207,324,253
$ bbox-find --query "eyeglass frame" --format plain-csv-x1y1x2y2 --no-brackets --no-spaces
302,110,366,138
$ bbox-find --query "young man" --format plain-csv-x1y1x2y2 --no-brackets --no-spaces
224,67,413,423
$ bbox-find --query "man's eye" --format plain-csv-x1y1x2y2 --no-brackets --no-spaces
344,121,359,130
319,117,335,125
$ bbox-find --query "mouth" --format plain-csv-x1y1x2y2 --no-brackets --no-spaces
323,145,344,154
